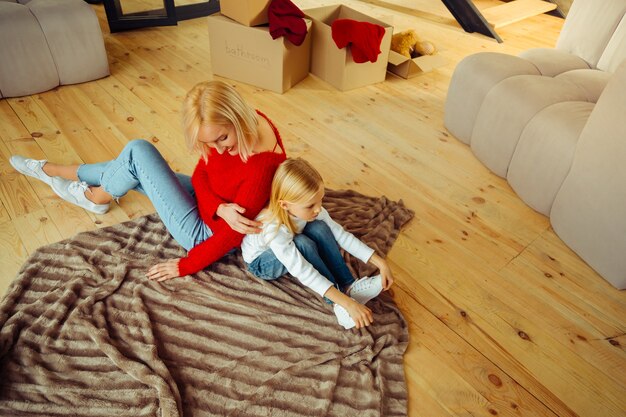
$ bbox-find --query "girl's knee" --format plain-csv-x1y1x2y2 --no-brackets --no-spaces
293,234,317,255
304,220,333,240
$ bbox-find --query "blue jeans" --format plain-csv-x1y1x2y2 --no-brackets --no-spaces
247,220,355,298
77,139,212,250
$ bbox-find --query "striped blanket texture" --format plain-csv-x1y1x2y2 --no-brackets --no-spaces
0,189,413,417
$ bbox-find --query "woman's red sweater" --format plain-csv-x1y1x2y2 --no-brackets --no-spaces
178,112,287,276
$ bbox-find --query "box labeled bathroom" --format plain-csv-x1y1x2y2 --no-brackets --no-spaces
219,0,270,26
208,14,312,93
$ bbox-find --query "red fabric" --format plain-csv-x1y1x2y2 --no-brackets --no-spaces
331,19,385,63
268,0,307,46
178,111,287,276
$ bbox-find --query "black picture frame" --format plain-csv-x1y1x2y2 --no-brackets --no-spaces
103,0,220,33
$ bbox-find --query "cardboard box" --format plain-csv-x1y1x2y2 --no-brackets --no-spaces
305,4,392,91
219,0,270,26
387,50,447,79
207,14,312,94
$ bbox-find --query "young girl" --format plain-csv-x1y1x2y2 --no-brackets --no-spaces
241,158,394,329
10,80,286,279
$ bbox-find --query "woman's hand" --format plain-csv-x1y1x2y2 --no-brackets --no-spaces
369,253,395,290
146,258,181,281
344,299,374,329
217,203,263,234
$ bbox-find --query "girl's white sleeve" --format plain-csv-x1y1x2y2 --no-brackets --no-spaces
318,208,375,263
268,226,335,297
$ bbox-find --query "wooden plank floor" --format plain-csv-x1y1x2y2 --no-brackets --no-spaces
0,1,624,416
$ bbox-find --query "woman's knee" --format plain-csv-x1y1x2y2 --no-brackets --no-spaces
122,139,166,171
125,139,157,155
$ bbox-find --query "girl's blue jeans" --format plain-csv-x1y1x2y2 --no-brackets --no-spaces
247,220,356,300
77,139,212,250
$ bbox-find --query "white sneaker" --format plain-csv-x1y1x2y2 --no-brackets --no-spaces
348,275,383,305
333,304,356,329
9,155,54,186
51,178,110,214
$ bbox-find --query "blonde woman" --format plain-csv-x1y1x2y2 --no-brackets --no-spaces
10,80,286,279
241,158,394,330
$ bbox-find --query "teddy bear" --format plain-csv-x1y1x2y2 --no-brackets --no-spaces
390,29,437,58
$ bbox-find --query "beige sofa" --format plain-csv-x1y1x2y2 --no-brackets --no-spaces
444,0,626,290
0,0,109,98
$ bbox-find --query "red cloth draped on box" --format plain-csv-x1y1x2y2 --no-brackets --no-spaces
331,19,386,63
268,0,308,46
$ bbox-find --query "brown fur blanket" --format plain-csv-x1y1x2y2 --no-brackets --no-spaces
0,189,413,417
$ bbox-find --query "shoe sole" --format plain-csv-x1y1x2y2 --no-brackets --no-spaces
333,305,356,329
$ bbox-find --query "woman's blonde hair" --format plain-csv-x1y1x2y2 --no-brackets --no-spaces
181,80,259,162
263,158,324,234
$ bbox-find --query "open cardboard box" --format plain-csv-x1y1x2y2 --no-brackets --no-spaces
305,4,392,91
207,14,311,94
219,0,270,27
387,50,447,79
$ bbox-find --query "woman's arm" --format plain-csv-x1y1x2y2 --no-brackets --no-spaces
191,158,226,222
195,156,282,235
228,159,280,223
175,158,284,277
215,203,263,234
177,222,244,276
146,222,244,280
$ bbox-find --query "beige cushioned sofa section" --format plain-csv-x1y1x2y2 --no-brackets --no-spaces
0,1,58,98
554,69,612,101
556,0,626,67
597,14,626,72
550,61,626,290
517,48,590,77
507,101,593,215
444,0,626,150
469,75,589,177
0,0,109,98
27,0,109,86
444,53,539,144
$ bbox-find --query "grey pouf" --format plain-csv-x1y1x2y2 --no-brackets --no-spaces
0,0,109,98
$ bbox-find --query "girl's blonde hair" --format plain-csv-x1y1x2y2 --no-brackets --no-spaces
264,158,324,234
181,80,259,162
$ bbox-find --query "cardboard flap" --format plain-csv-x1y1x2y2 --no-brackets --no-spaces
412,54,447,72
388,50,408,66
387,52,447,79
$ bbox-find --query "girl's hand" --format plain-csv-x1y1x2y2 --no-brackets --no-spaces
217,203,263,234
322,287,373,329
379,263,395,291
344,299,374,329
370,253,395,290
147,258,181,281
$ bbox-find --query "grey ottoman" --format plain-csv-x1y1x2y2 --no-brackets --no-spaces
0,0,109,98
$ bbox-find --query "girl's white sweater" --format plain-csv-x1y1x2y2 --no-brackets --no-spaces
241,207,374,296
